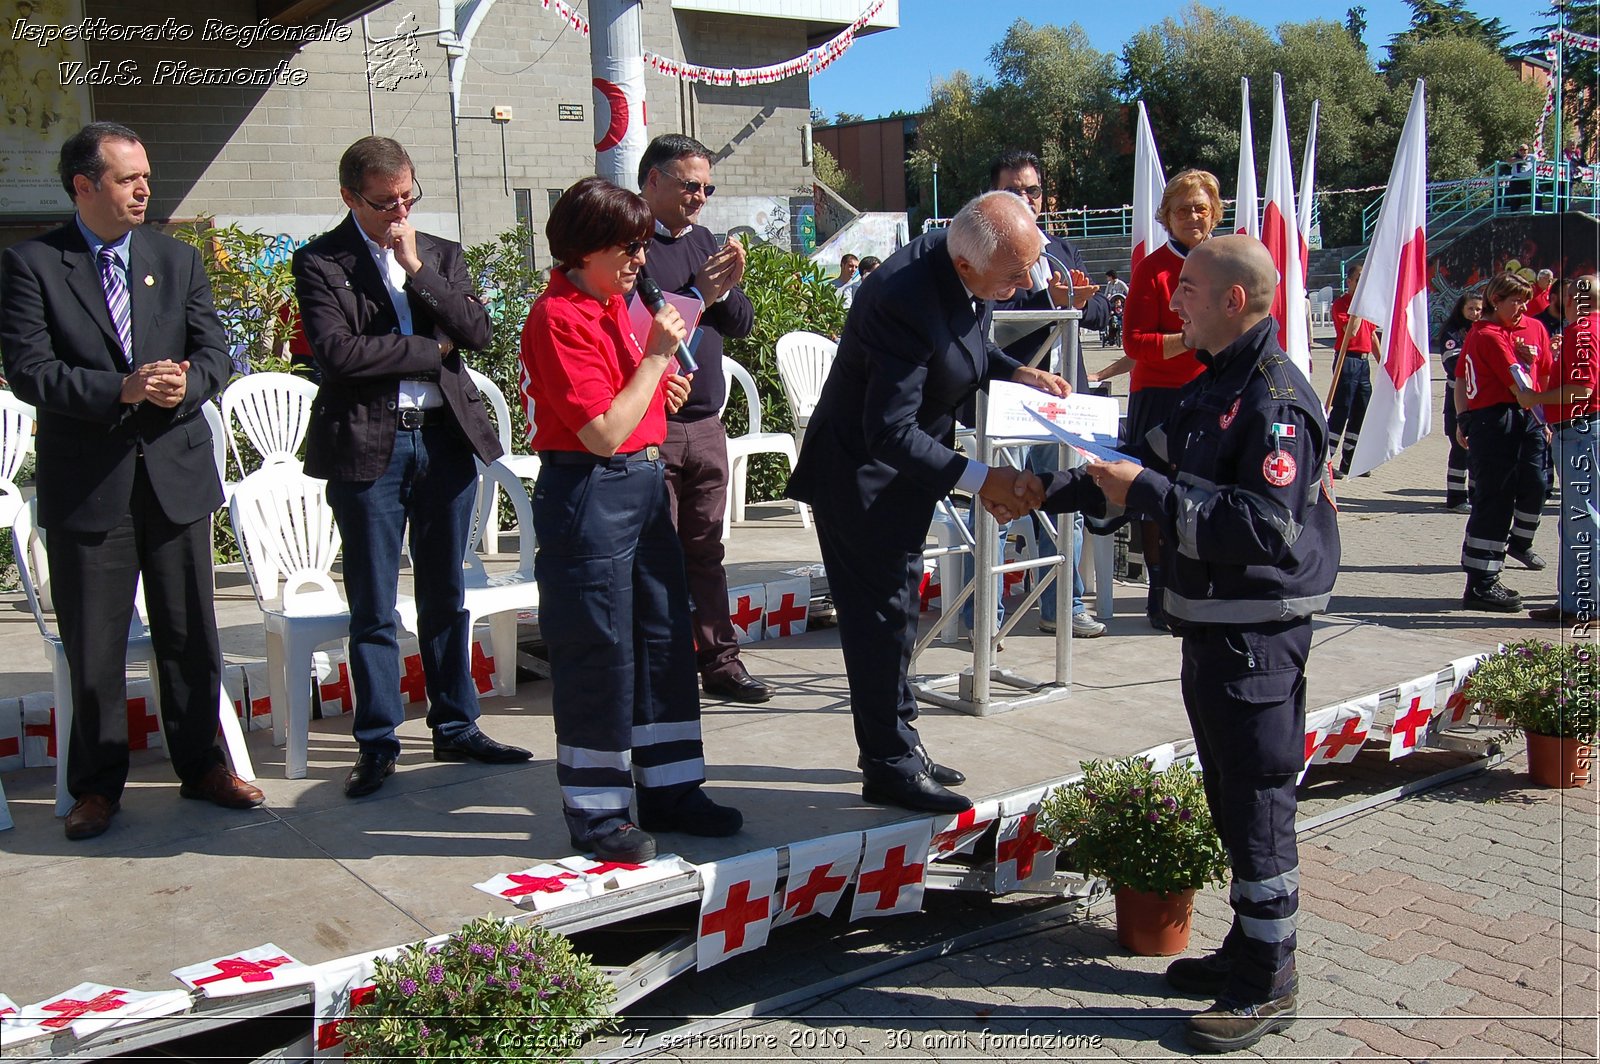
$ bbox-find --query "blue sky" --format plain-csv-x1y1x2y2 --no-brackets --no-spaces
810,1,1551,120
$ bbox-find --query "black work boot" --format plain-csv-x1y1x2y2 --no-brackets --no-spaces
1462,579,1522,612
1186,991,1297,1053
1165,950,1232,996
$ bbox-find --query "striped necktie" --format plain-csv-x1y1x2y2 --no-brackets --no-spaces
97,245,133,370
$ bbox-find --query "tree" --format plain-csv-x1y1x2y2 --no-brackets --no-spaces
1384,36,1544,179
812,142,863,205
1383,0,1515,73
908,70,1003,218
1345,5,1369,50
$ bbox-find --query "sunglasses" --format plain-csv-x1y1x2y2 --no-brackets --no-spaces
618,239,649,257
1004,185,1044,201
351,178,424,214
653,167,715,197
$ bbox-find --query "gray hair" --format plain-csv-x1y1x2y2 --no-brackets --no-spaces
1537,269,1555,282
946,190,1035,270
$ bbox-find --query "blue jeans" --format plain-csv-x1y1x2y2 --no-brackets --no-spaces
1555,420,1599,615
1027,445,1086,624
326,423,480,757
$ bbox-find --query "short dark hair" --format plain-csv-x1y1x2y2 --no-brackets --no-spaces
1105,269,1118,279
859,256,881,273
59,122,142,198
546,177,653,270
841,253,859,265
638,134,713,187
339,136,414,193
988,149,1041,189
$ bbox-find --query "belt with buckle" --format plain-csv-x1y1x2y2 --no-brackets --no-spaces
397,408,449,430
540,446,662,466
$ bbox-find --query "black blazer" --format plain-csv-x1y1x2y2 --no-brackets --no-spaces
786,230,1022,553
0,221,230,533
292,215,501,482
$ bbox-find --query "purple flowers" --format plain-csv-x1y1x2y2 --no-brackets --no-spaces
426,965,445,985
1162,796,1178,810
1179,808,1194,822
419,1022,430,1038
1147,811,1161,822
399,978,418,998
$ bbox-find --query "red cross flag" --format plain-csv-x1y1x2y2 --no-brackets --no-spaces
1262,73,1311,380
558,853,691,892
1446,653,1490,726
311,948,404,1060
995,792,1059,893
318,660,354,718
1388,674,1439,760
1235,77,1259,238
0,699,24,773
1131,101,1168,273
851,820,933,921
695,849,780,970
1346,80,1431,478
172,944,311,998
728,584,766,643
928,799,1000,860
774,832,862,928
473,863,598,911
764,576,810,639
1300,704,1340,783
14,982,191,1040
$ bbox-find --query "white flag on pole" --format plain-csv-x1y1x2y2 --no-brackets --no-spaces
1297,99,1320,281
1347,80,1432,477
1236,78,1259,238
1131,101,1168,273
1263,73,1311,379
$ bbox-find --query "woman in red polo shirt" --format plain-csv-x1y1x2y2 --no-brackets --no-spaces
519,177,741,864
1455,271,1554,611
1121,168,1221,629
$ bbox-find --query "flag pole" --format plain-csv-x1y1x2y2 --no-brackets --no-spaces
1323,318,1362,412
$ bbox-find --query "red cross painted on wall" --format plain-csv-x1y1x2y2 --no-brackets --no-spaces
193,955,295,986
857,845,923,911
400,654,428,704
40,989,128,1029
1317,716,1369,760
997,814,1054,880
502,872,579,898
471,643,496,693
125,697,159,751
766,593,807,637
730,594,763,635
784,864,849,918
701,880,770,952
1393,696,1433,750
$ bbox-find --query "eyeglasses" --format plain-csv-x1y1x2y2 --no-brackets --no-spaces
618,239,649,257
1004,185,1044,201
653,167,715,197
351,178,424,214
1172,203,1211,218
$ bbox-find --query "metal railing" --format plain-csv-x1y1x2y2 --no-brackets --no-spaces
925,198,1322,243
1360,159,1600,242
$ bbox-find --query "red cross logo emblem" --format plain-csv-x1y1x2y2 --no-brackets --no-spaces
930,808,994,853
501,872,579,897
1219,397,1240,430
730,594,763,635
1035,401,1068,419
193,955,295,986
40,989,129,1030
583,860,646,875
1443,688,1469,725
700,879,770,952
1317,715,1369,760
784,864,849,918
1263,449,1297,487
996,814,1054,880
1393,696,1433,750
766,592,807,637
857,845,924,910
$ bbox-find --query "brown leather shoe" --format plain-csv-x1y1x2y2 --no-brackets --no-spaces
179,765,265,810
1186,992,1297,1053
64,794,119,841
1528,604,1585,622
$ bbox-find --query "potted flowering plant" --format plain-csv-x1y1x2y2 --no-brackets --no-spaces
1038,755,1230,956
344,915,617,1060
1462,639,1597,788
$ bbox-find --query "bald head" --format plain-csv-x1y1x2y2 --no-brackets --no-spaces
1170,234,1277,352
948,190,1044,301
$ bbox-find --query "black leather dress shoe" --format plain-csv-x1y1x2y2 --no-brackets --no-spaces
345,752,397,798
862,770,972,813
703,665,772,704
432,727,532,764
571,822,657,863
914,743,965,786
638,789,743,836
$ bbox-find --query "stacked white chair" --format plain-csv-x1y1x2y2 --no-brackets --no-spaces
774,330,837,438
720,356,809,540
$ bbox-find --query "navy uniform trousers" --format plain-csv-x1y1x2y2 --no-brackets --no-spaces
1328,354,1371,473
1441,356,1470,508
532,453,706,841
1180,620,1309,1003
1460,403,1545,585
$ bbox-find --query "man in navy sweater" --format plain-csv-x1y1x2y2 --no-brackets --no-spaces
638,135,771,704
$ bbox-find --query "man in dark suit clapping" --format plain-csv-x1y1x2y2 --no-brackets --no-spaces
0,122,263,839
293,137,529,798
785,192,1065,813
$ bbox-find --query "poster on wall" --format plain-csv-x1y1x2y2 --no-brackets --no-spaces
2,0,92,215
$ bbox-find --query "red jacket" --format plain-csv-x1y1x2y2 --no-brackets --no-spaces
1123,242,1204,392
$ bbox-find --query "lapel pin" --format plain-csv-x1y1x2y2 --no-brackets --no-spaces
143,274,155,286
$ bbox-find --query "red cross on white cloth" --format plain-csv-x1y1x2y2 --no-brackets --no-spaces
928,801,999,858
19,982,191,1040
474,862,601,911
173,944,311,997
312,951,392,1060
1389,674,1438,759
764,582,809,639
774,831,862,928
695,849,779,970
995,794,1058,892
728,586,765,642
851,820,933,920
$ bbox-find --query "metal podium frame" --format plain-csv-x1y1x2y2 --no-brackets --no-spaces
911,306,1087,717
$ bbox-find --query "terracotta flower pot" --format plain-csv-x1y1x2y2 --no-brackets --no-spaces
1114,886,1195,956
1526,731,1595,789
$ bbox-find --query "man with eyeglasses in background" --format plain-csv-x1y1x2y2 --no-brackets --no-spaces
293,136,531,799
636,134,771,705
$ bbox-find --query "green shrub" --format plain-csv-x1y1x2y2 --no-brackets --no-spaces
464,225,546,454
1462,639,1599,741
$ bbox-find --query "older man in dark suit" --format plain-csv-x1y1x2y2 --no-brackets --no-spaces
0,122,263,839
293,136,528,799
785,192,1066,813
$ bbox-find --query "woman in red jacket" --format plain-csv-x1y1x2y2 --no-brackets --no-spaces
1120,168,1221,629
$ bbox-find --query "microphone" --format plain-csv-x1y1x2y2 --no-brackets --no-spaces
635,276,698,373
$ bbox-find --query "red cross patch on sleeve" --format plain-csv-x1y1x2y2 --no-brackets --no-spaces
1263,449,1297,486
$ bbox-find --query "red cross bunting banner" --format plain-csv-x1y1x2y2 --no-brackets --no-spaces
851,820,933,921
727,583,766,644
1389,674,1439,760
695,849,780,970
557,853,691,892
774,832,862,928
172,944,311,998
1302,700,1371,781
310,947,408,1060
1446,653,1491,727
473,863,598,911
0,698,23,773
994,793,1060,893
928,799,1000,861
9,982,191,1041
240,662,274,732
763,576,810,639
1130,101,1168,274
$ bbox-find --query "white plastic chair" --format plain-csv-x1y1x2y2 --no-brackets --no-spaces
774,331,837,435
230,466,376,779
1311,286,1335,329
457,461,540,698
12,501,255,815
720,357,809,540
466,367,541,553
220,372,318,479
0,391,36,530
